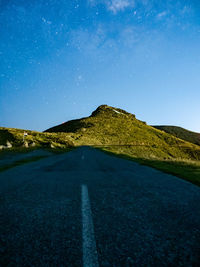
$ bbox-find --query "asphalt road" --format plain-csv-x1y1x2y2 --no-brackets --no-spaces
0,147,200,267
0,149,53,168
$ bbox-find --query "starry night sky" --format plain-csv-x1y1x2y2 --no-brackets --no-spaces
1,0,200,131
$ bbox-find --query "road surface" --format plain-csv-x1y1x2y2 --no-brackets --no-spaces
0,147,200,266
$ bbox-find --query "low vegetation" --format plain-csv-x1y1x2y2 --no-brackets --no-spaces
0,127,74,150
153,125,200,146
1,105,200,186
46,105,200,161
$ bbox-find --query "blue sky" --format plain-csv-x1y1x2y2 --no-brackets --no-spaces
0,0,200,132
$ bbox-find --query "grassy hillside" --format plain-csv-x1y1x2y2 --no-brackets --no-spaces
46,105,200,161
153,125,200,146
1,105,200,185
0,127,74,150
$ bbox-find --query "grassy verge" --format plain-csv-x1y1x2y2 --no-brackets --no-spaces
99,148,200,187
0,156,48,172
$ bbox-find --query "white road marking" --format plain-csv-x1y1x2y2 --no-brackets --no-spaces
81,184,99,267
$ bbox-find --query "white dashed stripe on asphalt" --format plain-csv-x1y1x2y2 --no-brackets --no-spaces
82,184,99,267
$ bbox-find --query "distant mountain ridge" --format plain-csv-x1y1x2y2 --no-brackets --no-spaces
153,126,200,146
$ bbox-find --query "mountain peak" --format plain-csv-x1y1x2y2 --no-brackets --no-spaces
90,105,112,116
91,104,134,117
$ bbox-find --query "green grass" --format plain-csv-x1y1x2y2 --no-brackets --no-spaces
3,105,200,162
153,125,200,146
1,105,200,186
45,103,200,186
46,105,200,161
0,127,74,149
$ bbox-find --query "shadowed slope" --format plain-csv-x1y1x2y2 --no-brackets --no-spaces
153,125,200,146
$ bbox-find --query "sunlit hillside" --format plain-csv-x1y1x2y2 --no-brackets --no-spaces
46,105,200,161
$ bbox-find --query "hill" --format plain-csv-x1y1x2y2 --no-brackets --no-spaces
153,126,200,146
0,127,74,150
45,105,200,161
1,105,200,186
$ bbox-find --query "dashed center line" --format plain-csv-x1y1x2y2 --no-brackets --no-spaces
81,184,99,267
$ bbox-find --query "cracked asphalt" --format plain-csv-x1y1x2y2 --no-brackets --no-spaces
0,147,200,266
